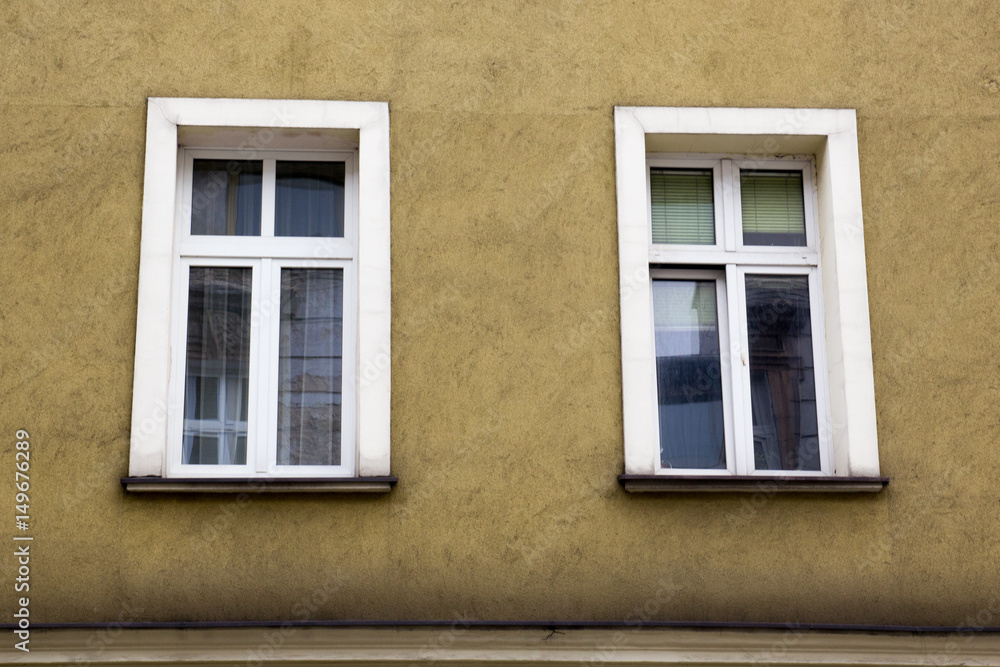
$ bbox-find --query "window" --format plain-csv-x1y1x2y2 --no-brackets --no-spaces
175,151,356,477
647,157,828,476
127,99,391,489
615,108,883,488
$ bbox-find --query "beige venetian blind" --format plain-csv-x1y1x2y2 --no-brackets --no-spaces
740,171,806,246
650,168,715,245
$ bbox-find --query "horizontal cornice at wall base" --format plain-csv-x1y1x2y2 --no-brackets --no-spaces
3,625,1000,665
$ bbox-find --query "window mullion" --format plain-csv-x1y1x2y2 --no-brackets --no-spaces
261,159,276,238
253,259,272,474
726,264,752,475
716,274,738,475
721,159,739,252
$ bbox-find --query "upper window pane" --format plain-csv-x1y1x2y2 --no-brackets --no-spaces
275,161,346,238
653,279,726,469
745,275,820,471
191,160,262,236
740,171,806,247
650,169,715,245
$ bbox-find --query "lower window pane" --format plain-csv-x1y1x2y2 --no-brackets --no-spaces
277,268,344,466
182,433,246,466
182,267,252,465
745,275,820,471
653,280,726,469
183,435,218,465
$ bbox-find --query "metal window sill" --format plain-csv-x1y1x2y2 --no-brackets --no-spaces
120,476,397,494
618,474,888,493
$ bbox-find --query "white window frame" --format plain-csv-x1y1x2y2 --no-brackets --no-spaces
616,107,879,478
648,267,737,476
647,156,832,476
128,98,391,480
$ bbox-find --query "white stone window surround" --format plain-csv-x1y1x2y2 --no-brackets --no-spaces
128,98,391,480
614,107,879,478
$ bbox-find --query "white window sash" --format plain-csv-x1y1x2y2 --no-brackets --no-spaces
169,257,262,477
178,148,358,260
646,157,725,252
262,258,357,478
731,265,833,477
646,160,829,476
170,166,360,478
732,158,818,253
648,268,737,476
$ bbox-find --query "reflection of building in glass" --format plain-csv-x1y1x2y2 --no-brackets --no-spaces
183,267,251,465
654,279,726,469
745,276,819,471
277,268,344,466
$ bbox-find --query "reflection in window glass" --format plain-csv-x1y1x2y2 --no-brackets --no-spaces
741,171,806,246
653,280,726,469
191,160,262,236
275,161,346,238
745,275,820,471
182,267,252,465
277,269,344,466
650,169,715,245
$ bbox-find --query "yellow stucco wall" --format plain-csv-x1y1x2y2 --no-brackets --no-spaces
1,0,999,625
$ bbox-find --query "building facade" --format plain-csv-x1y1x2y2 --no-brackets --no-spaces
2,0,999,663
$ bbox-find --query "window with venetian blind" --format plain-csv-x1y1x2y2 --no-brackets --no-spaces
646,156,831,476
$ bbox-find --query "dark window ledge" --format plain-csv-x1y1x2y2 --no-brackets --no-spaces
618,474,888,493
121,476,397,494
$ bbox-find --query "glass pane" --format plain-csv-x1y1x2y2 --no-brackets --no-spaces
652,279,726,469
182,267,252,465
650,169,715,245
741,171,806,246
275,161,346,238
189,377,219,419
191,160,262,236
183,435,219,465
277,268,344,466
745,275,820,471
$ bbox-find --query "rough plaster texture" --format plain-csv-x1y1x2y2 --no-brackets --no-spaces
1,0,999,625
